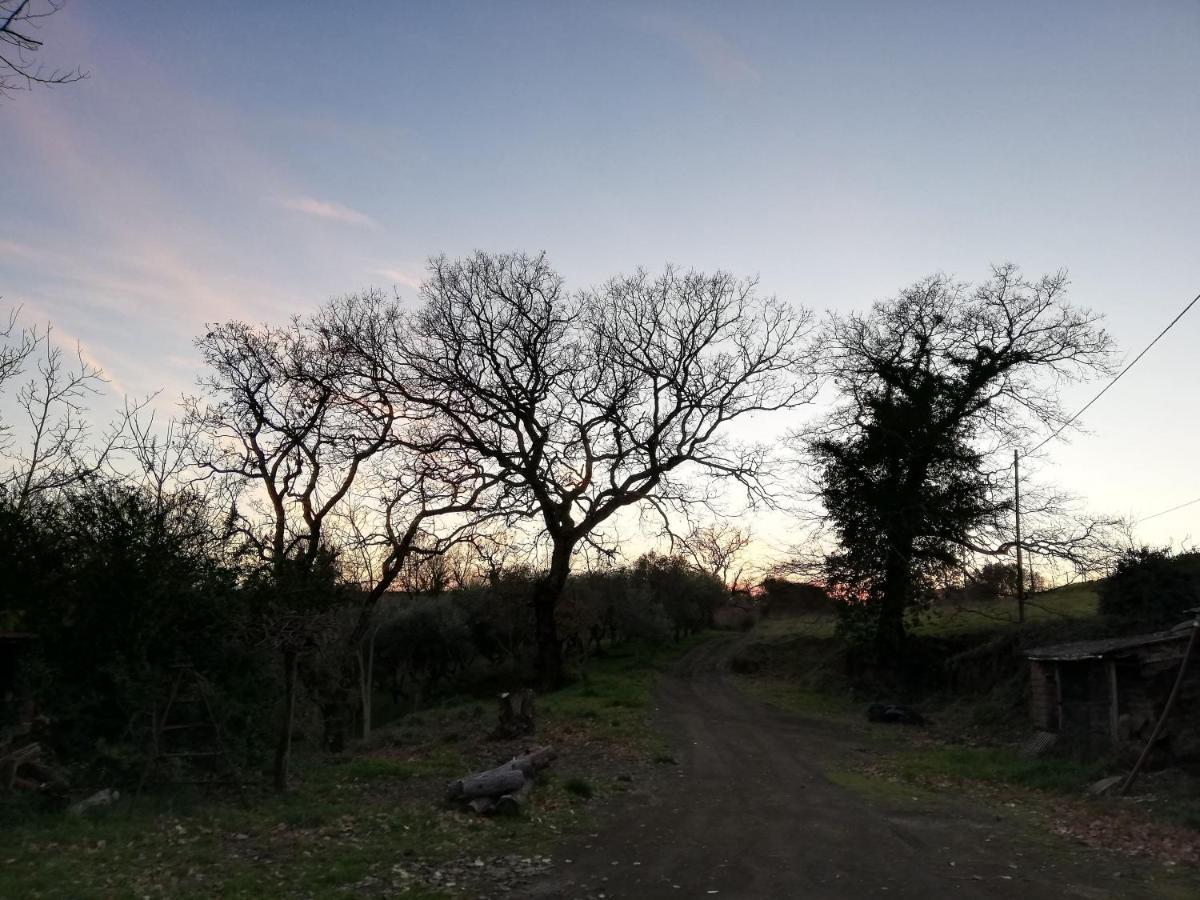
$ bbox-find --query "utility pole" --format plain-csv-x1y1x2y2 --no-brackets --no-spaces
1014,449,1026,625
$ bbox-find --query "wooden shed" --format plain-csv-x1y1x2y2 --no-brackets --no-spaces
1026,619,1200,760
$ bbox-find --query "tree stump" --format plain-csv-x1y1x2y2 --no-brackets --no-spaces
494,689,536,738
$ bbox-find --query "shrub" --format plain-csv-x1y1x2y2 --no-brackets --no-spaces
1098,547,1200,630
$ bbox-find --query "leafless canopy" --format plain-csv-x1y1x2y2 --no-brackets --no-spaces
403,252,817,549
0,314,142,513
339,251,818,681
1,1,86,98
822,265,1116,451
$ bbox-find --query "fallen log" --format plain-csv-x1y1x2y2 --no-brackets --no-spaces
446,744,555,812
499,745,556,777
446,767,525,802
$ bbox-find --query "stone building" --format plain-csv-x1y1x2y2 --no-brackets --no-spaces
1025,619,1200,761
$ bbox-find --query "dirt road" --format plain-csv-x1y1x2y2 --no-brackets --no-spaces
524,635,1175,900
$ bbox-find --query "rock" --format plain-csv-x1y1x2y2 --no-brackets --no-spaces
866,703,926,726
1086,775,1124,796
67,788,119,816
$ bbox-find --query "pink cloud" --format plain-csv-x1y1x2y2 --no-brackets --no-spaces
278,195,376,226
642,13,762,86
370,266,424,291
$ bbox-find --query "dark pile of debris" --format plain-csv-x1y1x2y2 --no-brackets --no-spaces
0,740,67,797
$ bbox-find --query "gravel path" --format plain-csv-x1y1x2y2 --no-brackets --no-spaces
521,635,1167,900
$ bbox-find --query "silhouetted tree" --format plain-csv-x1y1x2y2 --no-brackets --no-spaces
1,1,86,98
1099,547,1200,630
362,252,818,686
808,265,1115,653
1,317,141,513
679,522,754,590
186,316,403,789
187,307,508,763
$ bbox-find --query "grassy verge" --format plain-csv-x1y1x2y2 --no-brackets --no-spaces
732,608,1200,867
0,633,715,899
540,631,715,753
886,744,1107,793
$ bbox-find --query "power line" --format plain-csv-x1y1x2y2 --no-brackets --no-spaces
1138,495,1200,525
1026,289,1200,457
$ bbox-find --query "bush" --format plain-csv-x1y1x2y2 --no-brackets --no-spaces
1098,547,1200,630
760,578,830,615
1,478,270,781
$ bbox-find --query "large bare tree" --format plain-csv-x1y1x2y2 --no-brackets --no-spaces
358,252,818,685
187,306,509,775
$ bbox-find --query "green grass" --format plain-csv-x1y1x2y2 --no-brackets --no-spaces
888,744,1108,794
915,581,1101,636
563,777,594,799
752,613,838,639
733,672,860,723
756,581,1102,643
0,633,717,899
539,631,716,752
0,756,518,899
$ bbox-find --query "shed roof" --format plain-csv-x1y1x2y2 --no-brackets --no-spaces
1025,620,1197,662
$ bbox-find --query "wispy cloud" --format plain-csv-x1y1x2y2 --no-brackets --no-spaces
370,266,424,291
278,195,376,226
642,13,762,87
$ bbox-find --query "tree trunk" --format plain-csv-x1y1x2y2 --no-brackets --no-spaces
876,537,912,656
273,647,299,793
357,624,379,742
533,542,572,689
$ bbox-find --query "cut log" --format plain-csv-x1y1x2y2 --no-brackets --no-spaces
447,743,555,813
494,778,532,817
446,767,525,801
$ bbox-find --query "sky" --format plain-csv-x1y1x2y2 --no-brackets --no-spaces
1,0,1198,558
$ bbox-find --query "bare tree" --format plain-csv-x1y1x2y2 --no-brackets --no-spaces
185,315,403,788
0,306,36,454
1,321,139,513
1,1,86,98
187,303,511,758
680,522,754,591
372,252,818,686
